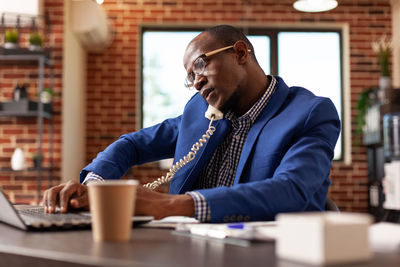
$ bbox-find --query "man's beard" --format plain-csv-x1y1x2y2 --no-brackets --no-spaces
220,88,240,114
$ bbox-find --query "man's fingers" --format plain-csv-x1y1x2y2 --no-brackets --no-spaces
59,182,89,213
42,190,48,212
44,184,64,213
70,194,89,209
59,182,78,213
42,181,89,213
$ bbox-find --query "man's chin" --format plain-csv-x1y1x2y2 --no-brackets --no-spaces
207,101,225,113
205,94,229,113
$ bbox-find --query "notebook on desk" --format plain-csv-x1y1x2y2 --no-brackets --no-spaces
0,188,153,231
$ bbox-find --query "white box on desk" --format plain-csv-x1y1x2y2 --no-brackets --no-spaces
276,212,373,265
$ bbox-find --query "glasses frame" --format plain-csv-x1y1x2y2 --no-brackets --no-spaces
184,44,252,89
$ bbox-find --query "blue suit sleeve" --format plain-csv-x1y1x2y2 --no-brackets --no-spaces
79,116,181,182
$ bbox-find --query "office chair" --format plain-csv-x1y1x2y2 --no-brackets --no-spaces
325,196,340,212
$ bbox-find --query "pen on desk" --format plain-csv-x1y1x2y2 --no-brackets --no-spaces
227,223,245,229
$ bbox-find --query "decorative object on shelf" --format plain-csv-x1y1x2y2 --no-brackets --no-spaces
372,35,393,104
39,87,53,103
355,87,375,135
379,76,391,103
28,31,43,51
11,148,26,171
1,12,51,53
13,84,28,101
3,29,19,49
32,153,43,169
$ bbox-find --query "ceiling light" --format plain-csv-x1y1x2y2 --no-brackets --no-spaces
293,0,338,13
96,0,104,4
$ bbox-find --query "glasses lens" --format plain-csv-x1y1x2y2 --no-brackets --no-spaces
185,72,195,88
184,57,206,89
184,79,193,89
193,57,206,75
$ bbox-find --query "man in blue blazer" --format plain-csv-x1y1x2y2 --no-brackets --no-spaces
43,25,340,223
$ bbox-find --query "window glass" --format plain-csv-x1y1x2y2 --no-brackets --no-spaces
142,31,199,128
248,35,270,74
278,32,342,160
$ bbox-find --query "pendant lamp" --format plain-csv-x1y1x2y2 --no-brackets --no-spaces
293,0,338,13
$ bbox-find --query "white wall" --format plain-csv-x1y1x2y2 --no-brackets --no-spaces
62,0,87,182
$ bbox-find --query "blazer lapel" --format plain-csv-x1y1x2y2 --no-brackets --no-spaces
233,77,290,185
173,118,231,193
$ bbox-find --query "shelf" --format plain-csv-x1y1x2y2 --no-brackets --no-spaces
0,47,51,59
0,44,54,204
0,167,52,172
0,100,52,119
0,110,52,119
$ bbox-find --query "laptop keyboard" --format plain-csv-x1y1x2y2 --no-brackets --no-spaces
16,206,91,228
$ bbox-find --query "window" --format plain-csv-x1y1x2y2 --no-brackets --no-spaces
141,27,343,160
278,31,342,160
0,0,42,26
142,31,200,128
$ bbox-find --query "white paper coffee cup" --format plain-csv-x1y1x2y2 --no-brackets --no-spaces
88,180,138,242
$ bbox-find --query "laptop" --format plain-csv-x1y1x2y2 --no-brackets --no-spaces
0,188,153,231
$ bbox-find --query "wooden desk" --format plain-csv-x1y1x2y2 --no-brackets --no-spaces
0,223,398,267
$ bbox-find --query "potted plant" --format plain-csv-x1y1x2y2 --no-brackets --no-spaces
372,35,392,103
40,87,54,103
4,29,19,49
29,32,43,51
32,153,44,169
355,88,375,136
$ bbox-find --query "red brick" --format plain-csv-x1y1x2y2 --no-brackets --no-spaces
0,175,11,181
2,185,23,190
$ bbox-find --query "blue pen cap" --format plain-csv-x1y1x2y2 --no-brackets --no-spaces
227,223,245,229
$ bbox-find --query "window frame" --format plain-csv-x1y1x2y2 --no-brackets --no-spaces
140,25,346,162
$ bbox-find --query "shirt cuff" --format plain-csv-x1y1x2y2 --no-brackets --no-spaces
186,191,211,222
82,172,105,185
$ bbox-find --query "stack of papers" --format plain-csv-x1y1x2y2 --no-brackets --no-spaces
173,221,277,246
141,216,199,228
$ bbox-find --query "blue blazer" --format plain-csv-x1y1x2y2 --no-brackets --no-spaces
80,77,340,222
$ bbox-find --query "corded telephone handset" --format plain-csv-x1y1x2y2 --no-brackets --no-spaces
143,105,224,190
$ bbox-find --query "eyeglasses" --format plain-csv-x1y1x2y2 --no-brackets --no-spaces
184,45,252,89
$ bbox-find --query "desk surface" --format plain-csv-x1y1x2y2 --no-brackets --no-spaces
0,223,399,267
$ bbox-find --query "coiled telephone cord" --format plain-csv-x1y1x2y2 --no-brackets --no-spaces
143,117,216,190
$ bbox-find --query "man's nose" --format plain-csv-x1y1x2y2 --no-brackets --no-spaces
194,74,207,91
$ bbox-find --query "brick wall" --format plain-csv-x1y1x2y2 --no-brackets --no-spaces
0,0,63,204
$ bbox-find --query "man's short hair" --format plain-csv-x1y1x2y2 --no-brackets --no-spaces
204,25,255,59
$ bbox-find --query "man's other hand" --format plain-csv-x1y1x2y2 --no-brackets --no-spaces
135,186,195,219
42,180,89,213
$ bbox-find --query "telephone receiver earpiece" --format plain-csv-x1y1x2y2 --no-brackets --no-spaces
205,105,224,120
143,105,224,190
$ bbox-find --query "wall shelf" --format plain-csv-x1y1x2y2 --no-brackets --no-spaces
0,167,53,172
0,49,54,204
0,47,51,57
0,100,52,119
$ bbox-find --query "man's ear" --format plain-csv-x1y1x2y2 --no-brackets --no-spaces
233,40,250,64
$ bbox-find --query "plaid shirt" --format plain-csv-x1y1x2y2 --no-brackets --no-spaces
187,75,277,221
83,76,277,222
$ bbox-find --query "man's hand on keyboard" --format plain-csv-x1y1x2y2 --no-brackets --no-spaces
43,180,89,213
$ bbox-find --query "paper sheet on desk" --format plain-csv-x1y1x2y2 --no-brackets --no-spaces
175,221,278,242
141,216,199,228
369,222,400,253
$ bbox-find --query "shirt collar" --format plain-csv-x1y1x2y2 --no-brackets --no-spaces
225,75,277,124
